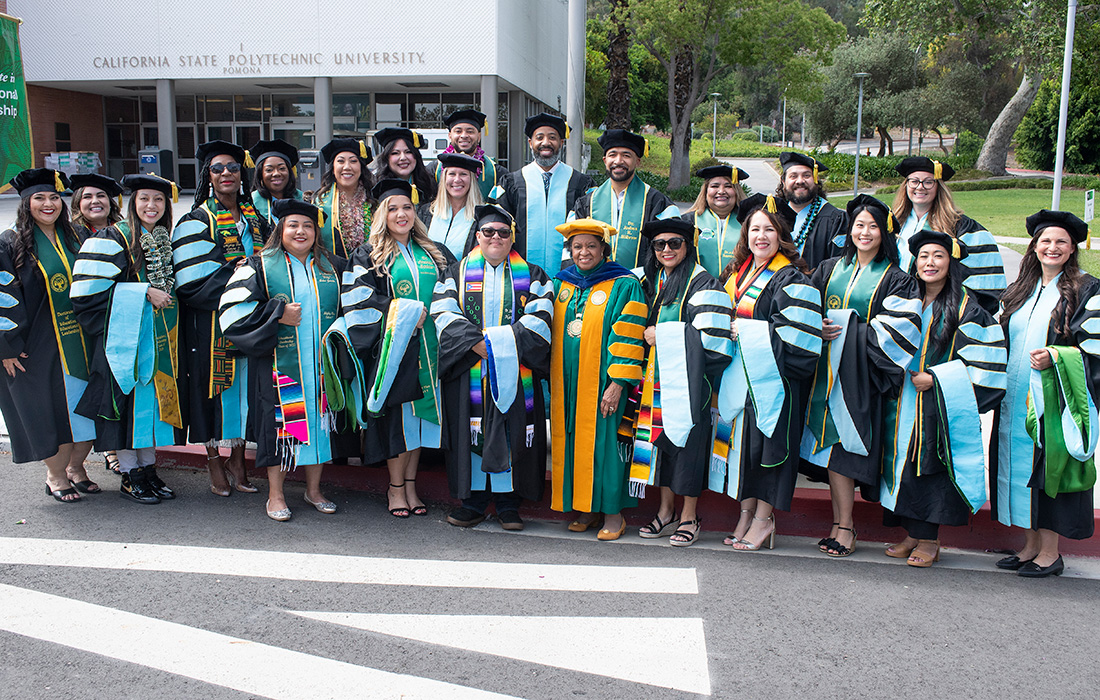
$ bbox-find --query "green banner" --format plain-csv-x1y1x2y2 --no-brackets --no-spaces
0,14,32,186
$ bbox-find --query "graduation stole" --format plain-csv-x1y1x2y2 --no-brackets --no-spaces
204,198,262,396
793,196,824,250
521,162,571,273
732,253,790,319
462,247,536,454
33,226,89,381
318,187,370,255
262,251,340,464
696,208,739,274
807,256,891,450
625,271,690,497
592,177,648,268
390,241,442,424
253,189,305,224
1026,346,1099,497
120,222,182,427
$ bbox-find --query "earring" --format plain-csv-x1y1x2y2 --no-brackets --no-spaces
208,184,214,198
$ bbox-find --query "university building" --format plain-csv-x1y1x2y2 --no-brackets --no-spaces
4,0,568,189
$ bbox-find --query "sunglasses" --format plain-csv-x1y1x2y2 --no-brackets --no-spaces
209,162,242,175
651,238,685,252
479,227,511,239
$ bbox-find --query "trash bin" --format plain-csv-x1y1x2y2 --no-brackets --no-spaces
297,150,322,198
138,148,174,179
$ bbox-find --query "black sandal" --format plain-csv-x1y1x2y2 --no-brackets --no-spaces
45,483,81,503
406,478,428,516
639,513,677,539
827,526,857,558
388,482,410,518
670,519,701,547
104,452,121,474
818,522,839,552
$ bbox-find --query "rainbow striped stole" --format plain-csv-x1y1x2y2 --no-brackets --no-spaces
733,253,789,319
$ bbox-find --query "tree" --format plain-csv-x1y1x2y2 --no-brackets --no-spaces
864,0,1092,175
630,0,845,189
606,0,632,129
585,21,610,126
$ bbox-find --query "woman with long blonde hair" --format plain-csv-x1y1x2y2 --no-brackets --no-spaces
341,179,455,517
418,152,484,258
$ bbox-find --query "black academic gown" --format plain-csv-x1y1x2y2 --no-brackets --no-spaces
218,252,358,469
341,242,457,464
571,183,679,269
416,203,478,258
432,253,554,501
495,165,595,267
799,201,847,271
0,229,90,463
71,225,188,452
171,203,271,444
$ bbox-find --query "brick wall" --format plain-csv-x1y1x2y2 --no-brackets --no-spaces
27,85,105,168
0,2,7,15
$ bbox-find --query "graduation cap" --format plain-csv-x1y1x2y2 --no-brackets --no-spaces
524,113,569,139
374,127,425,151
196,140,250,167
598,129,648,158
122,173,178,203
438,152,483,173
696,164,749,184
779,152,827,183
248,139,300,169
846,193,897,235
475,203,515,229
736,193,796,228
372,178,419,205
69,173,123,198
1026,209,1089,244
320,138,371,166
895,156,954,182
272,198,324,229
556,218,616,244
908,229,966,260
641,218,694,241
444,109,487,130
8,168,69,198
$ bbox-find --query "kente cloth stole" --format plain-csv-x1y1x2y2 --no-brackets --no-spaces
807,256,891,450
733,254,790,319
262,252,340,467
793,197,824,250
119,222,182,427
204,199,262,396
390,241,442,424
592,177,648,267
696,208,738,272
33,226,89,380
625,273,687,497
462,247,535,455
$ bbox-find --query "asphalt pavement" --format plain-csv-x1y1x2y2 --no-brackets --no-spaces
1,455,1097,700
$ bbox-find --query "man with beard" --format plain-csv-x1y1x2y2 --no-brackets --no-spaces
774,152,847,269
570,129,680,269
434,109,498,200
492,113,594,275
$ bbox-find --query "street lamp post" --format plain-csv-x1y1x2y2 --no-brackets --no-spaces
1052,0,1078,209
781,91,787,147
853,72,870,195
710,92,720,158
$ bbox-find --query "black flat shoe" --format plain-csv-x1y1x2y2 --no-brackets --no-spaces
995,554,1034,571
447,506,487,528
1018,556,1065,578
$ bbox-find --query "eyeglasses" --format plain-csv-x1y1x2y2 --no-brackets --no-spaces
906,177,936,189
479,227,511,239
209,162,242,175
651,238,685,252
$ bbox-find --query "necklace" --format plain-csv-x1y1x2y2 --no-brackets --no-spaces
793,197,824,249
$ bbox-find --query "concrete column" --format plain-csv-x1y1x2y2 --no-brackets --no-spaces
480,74,498,159
155,79,177,181
313,77,333,148
508,90,526,167
565,0,585,170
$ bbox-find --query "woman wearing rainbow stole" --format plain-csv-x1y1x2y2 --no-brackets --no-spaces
800,195,923,558
172,140,272,497
548,218,647,541
219,199,356,522
341,179,456,518
0,169,96,502
631,218,733,546
712,194,822,552
431,204,554,531
71,174,186,505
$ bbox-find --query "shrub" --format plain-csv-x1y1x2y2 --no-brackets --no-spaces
953,130,984,169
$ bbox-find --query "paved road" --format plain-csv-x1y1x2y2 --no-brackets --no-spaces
2,455,1097,699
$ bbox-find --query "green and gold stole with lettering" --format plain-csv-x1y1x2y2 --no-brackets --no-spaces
390,241,442,424
34,226,88,380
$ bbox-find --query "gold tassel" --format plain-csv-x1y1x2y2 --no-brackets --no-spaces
951,238,961,259
933,161,943,180
54,170,64,192
410,186,419,205
812,162,819,184
766,195,777,214
359,141,367,159
693,225,700,246
318,210,325,230
292,166,298,177
643,139,650,158
244,152,255,169
1087,228,1092,250
170,181,178,204
887,214,895,234
117,195,123,208
732,169,739,184
565,123,571,139
413,132,422,148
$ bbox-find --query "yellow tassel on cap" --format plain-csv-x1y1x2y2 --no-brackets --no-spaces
413,132,422,148
410,186,419,205
951,238,961,259
244,152,255,169
170,181,178,204
1087,228,1092,250
54,171,64,192
732,169,739,184
643,139,650,158
565,123,571,139
812,162,819,184
318,210,325,230
292,166,298,178
765,195,777,214
933,161,943,180
117,194,123,208
693,225,700,247
359,141,367,159
887,213,895,234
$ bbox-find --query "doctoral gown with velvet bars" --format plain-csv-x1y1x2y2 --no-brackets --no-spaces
70,225,187,452
495,164,595,276
340,242,457,464
990,275,1100,539
171,204,271,444
882,294,1006,527
801,256,923,495
218,251,358,469
0,229,95,463
644,266,733,497
430,253,554,501
897,213,1006,315
728,264,823,511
